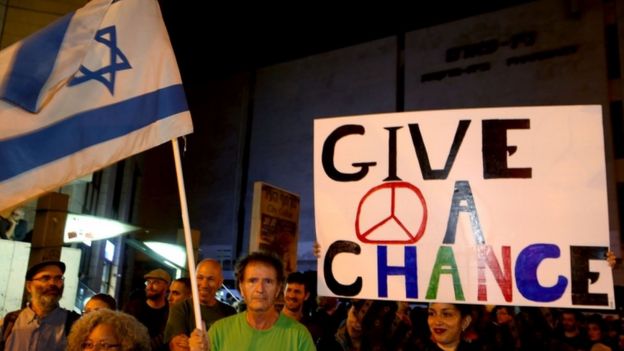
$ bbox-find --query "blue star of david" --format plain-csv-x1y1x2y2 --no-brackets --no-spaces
68,25,131,95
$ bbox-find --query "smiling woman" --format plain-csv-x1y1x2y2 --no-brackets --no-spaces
426,303,478,351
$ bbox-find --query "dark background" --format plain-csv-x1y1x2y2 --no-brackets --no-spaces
158,1,534,82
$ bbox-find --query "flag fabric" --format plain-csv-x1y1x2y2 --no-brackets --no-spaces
0,0,193,211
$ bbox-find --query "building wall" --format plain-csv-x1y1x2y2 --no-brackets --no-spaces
183,74,252,248
404,0,607,109
0,0,86,49
241,37,398,258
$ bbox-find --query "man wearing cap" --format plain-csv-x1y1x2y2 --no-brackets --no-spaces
124,268,171,351
0,260,79,351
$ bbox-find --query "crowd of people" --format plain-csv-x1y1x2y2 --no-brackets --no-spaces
0,252,621,351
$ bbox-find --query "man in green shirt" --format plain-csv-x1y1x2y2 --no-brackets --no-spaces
201,252,315,351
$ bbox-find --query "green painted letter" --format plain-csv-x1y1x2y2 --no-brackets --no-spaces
426,246,465,300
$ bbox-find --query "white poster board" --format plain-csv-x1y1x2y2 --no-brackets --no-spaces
314,105,614,309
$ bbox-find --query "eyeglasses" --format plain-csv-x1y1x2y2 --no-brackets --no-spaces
81,341,121,350
144,279,166,286
31,275,64,284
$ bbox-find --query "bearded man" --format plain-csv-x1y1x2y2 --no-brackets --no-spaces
0,260,79,351
124,268,171,351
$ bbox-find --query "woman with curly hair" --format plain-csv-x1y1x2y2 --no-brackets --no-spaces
67,309,150,351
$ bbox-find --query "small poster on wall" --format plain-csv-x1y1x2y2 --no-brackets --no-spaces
250,182,301,274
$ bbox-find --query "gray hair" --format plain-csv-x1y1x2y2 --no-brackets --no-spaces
67,309,150,351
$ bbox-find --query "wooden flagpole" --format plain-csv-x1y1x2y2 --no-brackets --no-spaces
171,138,203,329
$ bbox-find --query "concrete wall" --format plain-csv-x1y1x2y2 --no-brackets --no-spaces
241,37,398,258
404,0,607,109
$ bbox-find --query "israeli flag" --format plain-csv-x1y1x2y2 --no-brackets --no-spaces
0,0,193,211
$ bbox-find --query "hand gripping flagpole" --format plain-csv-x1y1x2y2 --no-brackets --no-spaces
171,137,203,330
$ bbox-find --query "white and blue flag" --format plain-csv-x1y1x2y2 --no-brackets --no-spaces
0,0,193,211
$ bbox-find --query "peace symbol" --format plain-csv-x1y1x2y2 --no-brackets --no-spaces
355,181,427,244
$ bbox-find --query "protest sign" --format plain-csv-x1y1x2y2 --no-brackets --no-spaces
314,105,614,308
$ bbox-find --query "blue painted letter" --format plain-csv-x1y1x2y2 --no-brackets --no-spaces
377,246,418,298
516,243,567,302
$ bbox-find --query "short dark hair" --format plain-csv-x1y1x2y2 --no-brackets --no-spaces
455,303,473,317
286,272,308,293
173,277,191,290
89,293,117,310
490,305,512,319
586,313,607,333
560,308,583,322
235,251,284,289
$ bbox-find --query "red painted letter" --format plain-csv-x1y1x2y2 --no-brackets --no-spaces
477,245,512,302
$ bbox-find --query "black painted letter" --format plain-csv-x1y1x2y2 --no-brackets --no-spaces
443,180,485,244
408,120,470,180
322,125,377,181
570,246,609,306
482,119,532,179
384,127,402,181
324,240,363,296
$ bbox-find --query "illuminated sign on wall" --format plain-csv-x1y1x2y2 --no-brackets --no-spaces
64,214,138,244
